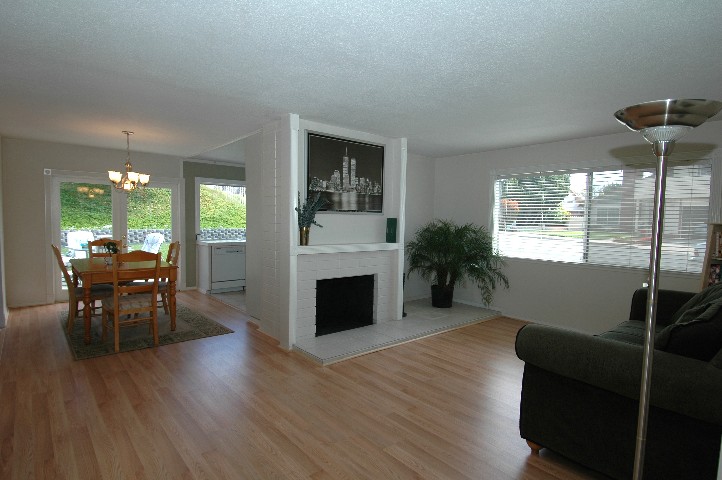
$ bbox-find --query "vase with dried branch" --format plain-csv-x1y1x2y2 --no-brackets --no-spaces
295,192,329,245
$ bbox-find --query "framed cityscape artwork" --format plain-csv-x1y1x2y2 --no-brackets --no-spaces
306,132,384,213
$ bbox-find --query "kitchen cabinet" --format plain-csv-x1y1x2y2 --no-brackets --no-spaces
197,240,246,293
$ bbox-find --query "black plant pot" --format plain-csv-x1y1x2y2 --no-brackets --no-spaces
431,285,454,308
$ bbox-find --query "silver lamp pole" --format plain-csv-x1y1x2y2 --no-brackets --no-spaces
614,98,722,480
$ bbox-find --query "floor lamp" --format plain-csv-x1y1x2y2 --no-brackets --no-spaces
614,98,722,480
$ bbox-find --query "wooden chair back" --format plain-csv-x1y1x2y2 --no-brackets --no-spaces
102,250,162,352
51,244,74,293
158,241,180,314
87,238,123,257
112,250,162,296
52,244,113,333
51,244,80,332
166,241,181,265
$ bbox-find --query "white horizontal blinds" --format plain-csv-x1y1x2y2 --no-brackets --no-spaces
658,162,711,272
586,168,644,269
495,173,580,262
493,160,711,273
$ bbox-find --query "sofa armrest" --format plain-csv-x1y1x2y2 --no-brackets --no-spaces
629,288,696,326
516,323,722,426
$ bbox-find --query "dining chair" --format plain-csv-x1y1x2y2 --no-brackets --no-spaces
159,241,180,314
51,244,113,333
128,241,180,313
101,250,162,353
87,238,123,258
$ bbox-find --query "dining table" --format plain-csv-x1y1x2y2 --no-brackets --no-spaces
69,257,178,344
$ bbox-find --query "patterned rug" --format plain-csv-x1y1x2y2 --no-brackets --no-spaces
61,304,234,360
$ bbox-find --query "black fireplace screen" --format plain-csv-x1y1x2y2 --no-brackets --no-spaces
315,275,374,336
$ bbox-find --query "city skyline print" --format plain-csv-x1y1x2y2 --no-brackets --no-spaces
306,132,384,213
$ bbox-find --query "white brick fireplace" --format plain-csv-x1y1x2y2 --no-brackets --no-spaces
246,115,407,350
295,244,401,342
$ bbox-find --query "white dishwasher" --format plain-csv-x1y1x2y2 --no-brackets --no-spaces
197,241,246,293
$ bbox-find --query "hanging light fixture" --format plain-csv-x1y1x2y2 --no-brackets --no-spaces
76,185,105,198
108,130,150,192
614,98,722,480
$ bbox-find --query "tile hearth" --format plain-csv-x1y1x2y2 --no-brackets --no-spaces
293,299,499,365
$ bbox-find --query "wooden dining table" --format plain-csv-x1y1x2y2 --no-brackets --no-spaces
69,257,178,344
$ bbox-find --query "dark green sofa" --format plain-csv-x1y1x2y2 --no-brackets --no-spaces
515,286,722,480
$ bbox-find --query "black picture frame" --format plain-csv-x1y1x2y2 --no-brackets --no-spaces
306,132,384,213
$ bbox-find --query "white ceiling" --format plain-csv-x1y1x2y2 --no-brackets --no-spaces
1,1,722,162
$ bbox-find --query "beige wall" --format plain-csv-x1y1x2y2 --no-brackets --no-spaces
0,138,6,326
1,137,182,307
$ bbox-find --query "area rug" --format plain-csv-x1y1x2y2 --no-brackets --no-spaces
61,304,234,360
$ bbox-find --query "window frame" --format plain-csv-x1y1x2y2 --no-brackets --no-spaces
491,158,713,274
194,177,247,240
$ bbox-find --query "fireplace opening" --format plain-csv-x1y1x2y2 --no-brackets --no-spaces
316,275,374,336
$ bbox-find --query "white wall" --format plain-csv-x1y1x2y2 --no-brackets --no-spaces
247,119,286,340
403,152,436,300
432,122,722,333
242,132,263,323
245,116,408,348
1,137,183,307
296,120,405,245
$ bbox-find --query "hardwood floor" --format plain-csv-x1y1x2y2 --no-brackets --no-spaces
0,290,602,479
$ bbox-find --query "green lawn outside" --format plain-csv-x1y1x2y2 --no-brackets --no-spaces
61,183,246,230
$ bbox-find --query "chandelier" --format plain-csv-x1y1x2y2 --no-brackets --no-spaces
108,130,150,192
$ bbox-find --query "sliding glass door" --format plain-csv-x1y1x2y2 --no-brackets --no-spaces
54,180,113,301
49,171,180,302
127,185,174,259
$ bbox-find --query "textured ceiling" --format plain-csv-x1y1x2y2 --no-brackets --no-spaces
1,1,721,162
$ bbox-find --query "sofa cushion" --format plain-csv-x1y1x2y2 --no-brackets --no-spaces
597,320,646,345
670,283,722,323
656,295,722,361
712,349,722,369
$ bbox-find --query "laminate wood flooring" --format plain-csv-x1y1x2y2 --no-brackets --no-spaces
211,290,246,312
0,290,603,479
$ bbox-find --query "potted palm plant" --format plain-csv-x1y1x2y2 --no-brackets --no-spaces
406,219,509,307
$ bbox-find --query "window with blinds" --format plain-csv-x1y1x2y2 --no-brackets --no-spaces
492,161,711,273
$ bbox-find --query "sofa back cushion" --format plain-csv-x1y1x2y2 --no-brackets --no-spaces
711,349,722,369
670,283,722,323
656,288,722,361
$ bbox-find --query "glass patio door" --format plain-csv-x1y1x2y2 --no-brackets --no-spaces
53,179,114,301
126,185,173,259
49,172,181,302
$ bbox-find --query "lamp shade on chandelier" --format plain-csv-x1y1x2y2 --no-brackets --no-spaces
108,130,150,192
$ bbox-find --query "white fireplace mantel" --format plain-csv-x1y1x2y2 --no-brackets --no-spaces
294,243,402,256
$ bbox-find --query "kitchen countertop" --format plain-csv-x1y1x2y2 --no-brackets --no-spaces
197,239,246,246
